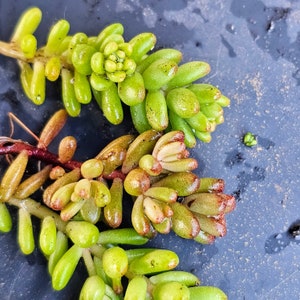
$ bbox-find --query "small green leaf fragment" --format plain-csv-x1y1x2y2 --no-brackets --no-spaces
243,132,257,147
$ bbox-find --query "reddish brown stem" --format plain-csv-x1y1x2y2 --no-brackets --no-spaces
103,170,126,181
0,140,82,170
0,139,125,180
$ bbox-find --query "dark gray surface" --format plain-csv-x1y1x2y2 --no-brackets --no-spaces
0,1,300,299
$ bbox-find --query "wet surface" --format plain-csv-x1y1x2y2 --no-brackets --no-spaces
0,0,300,299
265,219,300,254
231,0,300,84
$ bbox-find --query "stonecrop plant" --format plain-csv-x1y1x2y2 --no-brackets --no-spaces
0,6,231,147
0,109,234,299
0,6,234,299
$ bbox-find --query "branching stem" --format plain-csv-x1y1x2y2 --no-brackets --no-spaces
0,138,82,170
0,137,125,180
0,40,73,70
0,41,27,61
8,196,67,232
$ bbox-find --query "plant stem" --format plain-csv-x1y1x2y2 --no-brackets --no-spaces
8,196,67,232
89,244,107,258
0,138,82,170
0,137,126,180
82,248,97,276
0,40,73,69
0,41,27,61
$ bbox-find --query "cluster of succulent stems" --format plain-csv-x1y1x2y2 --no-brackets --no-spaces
0,6,230,147
0,6,236,299
0,109,233,299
